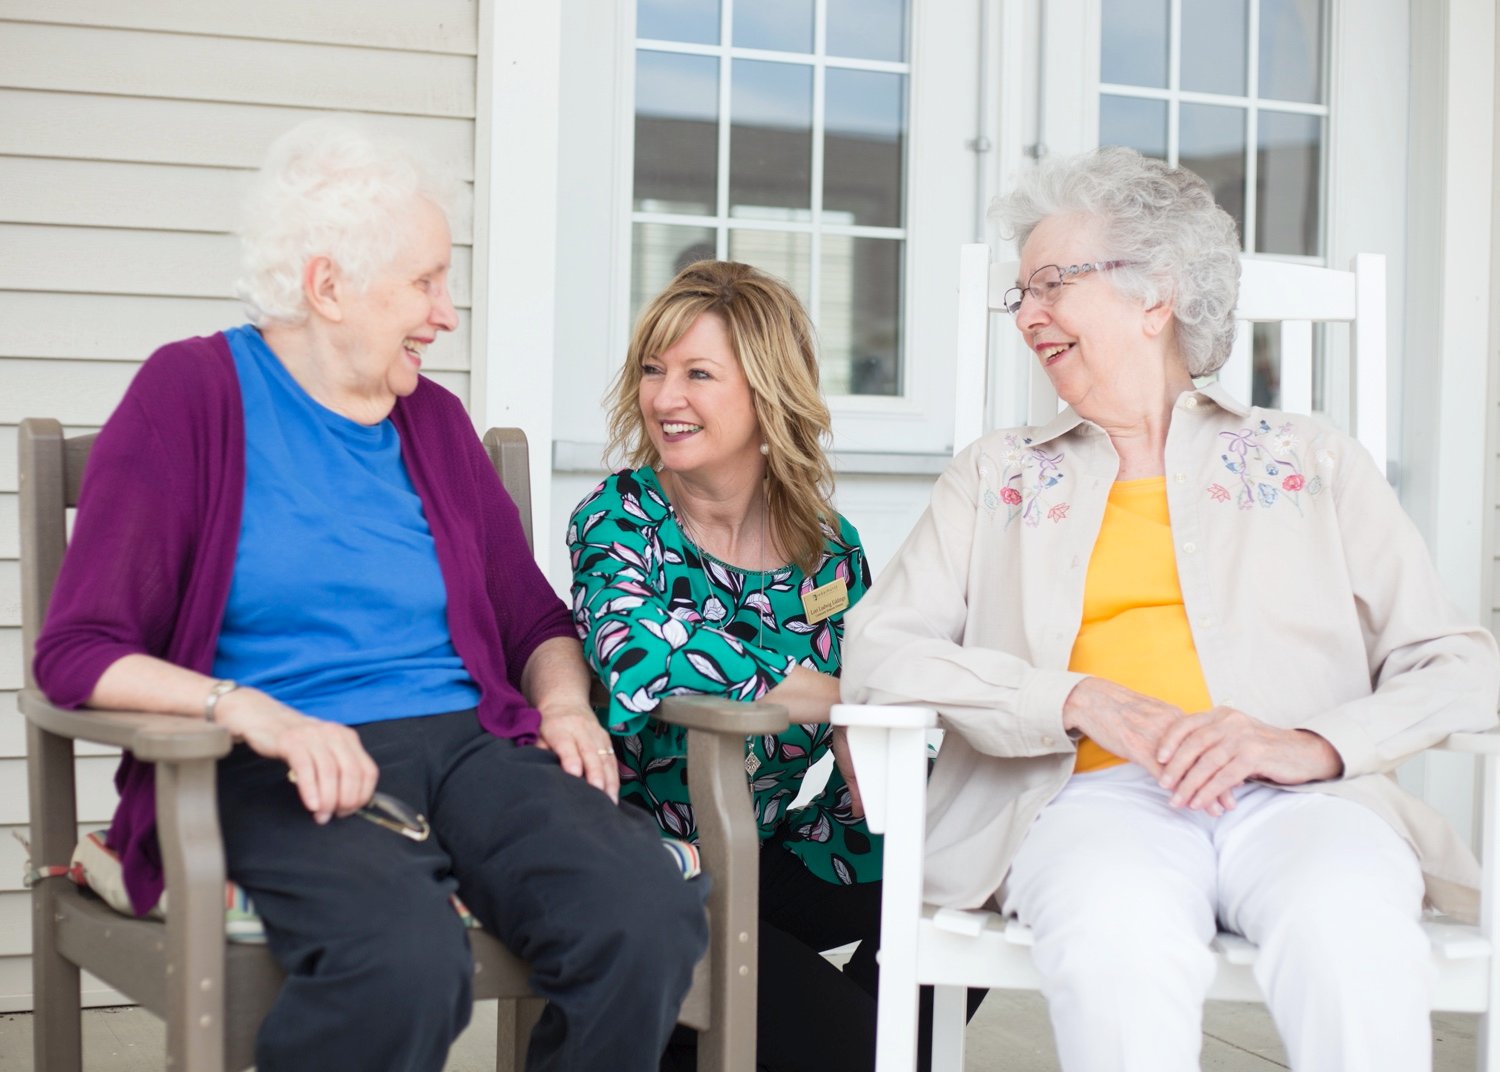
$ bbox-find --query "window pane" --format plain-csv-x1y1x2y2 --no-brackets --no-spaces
637,0,719,44
827,0,907,62
1181,0,1247,96
821,236,902,396
631,223,717,321
1099,95,1168,159
727,229,811,311
1252,322,1281,408
733,0,813,53
1101,0,1169,88
729,60,813,220
634,52,719,215
1180,103,1246,247
824,70,905,228
1259,0,1324,103
1256,111,1322,256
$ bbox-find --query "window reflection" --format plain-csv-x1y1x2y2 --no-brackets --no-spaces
827,0,906,61
1257,112,1323,257
1099,96,1168,159
637,0,719,45
634,51,719,216
1181,0,1247,96
1180,103,1246,242
727,230,811,311
631,223,717,322
730,60,813,220
821,237,902,396
733,0,812,52
1260,0,1324,103
1101,0,1169,88
824,69,906,228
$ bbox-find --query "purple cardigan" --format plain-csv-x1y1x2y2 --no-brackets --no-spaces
33,333,576,914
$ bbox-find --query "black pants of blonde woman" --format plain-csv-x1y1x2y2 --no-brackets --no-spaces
216,709,708,1072
660,828,986,1072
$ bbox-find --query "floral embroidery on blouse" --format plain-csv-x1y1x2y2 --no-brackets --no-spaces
984,434,1069,527
1213,419,1325,512
568,467,880,885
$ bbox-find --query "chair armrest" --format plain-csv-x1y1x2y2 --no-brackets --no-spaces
20,688,234,762
657,696,791,736
1434,730,1500,756
830,703,939,730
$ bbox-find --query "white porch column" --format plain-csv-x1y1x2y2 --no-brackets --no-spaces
1401,0,1497,846
472,0,563,563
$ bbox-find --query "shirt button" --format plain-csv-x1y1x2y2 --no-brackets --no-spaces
1183,396,1199,408
1173,472,1187,484
1200,616,1215,628
1182,541,1197,554
1041,735,1056,747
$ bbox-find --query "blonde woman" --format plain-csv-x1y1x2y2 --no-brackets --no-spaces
569,261,882,1070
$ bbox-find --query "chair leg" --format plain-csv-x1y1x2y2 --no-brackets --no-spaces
496,997,545,1072
929,985,968,1072
31,883,83,1072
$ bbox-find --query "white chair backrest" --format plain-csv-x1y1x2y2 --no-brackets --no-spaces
954,246,1389,477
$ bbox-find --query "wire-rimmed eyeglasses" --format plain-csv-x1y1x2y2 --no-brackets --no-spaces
287,771,431,841
1002,260,1130,316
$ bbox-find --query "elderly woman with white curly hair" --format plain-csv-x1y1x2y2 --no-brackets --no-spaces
841,146,1499,1070
32,117,706,1071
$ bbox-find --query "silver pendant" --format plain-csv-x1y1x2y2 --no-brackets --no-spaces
744,751,762,776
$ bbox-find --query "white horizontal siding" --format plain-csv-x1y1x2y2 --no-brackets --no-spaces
1,22,477,117
0,0,479,53
0,227,475,302
0,90,476,178
0,0,481,1012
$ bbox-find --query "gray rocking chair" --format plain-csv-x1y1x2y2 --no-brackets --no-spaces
21,418,780,1072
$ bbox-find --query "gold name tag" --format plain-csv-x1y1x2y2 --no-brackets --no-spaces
801,577,850,624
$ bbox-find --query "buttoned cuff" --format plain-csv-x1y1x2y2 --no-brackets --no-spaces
1016,668,1089,755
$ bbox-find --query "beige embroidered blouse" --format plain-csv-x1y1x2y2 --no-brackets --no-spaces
842,383,1500,920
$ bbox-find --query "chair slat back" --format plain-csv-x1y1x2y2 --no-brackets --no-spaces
19,419,97,690
954,247,1389,475
484,427,533,554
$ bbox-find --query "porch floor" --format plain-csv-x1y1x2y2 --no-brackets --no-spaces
0,995,1479,1069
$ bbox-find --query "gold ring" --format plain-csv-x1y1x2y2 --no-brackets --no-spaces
596,748,614,756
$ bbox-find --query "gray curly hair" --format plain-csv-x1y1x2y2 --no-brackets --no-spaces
991,147,1242,377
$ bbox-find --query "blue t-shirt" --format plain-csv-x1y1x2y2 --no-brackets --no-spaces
212,325,480,724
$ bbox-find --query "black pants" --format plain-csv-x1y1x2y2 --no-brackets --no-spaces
217,710,708,1072
662,832,986,1072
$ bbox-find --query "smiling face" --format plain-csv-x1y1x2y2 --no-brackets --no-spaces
637,310,763,488
335,196,458,407
1014,212,1172,415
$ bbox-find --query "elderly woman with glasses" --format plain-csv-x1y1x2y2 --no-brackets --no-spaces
841,146,1499,1071
32,117,706,1072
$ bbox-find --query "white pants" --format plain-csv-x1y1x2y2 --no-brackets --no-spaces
1001,764,1432,1072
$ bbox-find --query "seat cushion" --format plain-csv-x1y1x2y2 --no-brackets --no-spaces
59,829,702,944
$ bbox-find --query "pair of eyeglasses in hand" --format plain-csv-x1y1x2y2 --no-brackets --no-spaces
285,771,430,841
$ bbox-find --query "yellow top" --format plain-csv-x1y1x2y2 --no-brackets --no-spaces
1069,477,1213,773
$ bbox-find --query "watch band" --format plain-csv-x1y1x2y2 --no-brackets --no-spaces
203,679,240,722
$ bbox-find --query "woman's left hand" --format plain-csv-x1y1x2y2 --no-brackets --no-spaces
537,701,621,803
1155,706,1344,813
830,724,866,819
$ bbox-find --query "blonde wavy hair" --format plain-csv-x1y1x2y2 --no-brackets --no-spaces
605,260,840,574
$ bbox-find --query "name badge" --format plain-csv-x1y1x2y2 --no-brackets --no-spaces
801,577,849,624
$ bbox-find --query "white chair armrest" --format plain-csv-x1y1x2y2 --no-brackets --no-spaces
1434,730,1500,756
830,704,939,729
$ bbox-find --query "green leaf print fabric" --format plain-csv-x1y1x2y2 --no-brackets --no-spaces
568,467,881,884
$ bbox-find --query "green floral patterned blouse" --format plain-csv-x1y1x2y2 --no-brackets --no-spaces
568,467,881,885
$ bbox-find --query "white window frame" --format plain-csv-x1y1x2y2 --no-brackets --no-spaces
554,0,981,464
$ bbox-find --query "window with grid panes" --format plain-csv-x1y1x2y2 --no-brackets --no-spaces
632,0,910,397
1098,0,1327,407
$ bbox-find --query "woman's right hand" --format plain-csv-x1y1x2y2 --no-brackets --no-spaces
214,688,379,824
1061,677,1236,815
